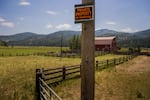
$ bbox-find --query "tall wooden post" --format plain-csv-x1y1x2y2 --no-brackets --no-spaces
36,69,42,100
81,0,95,100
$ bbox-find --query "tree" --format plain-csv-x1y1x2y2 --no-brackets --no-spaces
0,40,8,46
69,35,81,52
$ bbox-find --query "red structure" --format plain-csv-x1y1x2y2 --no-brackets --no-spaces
95,36,118,52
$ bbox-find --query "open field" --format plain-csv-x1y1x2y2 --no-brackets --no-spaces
0,46,68,56
0,49,125,100
0,56,80,100
54,56,150,100
118,47,150,53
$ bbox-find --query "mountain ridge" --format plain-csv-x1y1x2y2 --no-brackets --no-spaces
0,29,149,47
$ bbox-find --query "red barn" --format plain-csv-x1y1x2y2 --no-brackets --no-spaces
95,36,118,52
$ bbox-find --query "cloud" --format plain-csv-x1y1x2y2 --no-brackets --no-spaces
19,0,31,6
46,24,53,29
1,22,14,28
0,17,15,28
76,25,81,30
105,21,116,25
46,11,58,15
45,23,72,30
121,27,138,33
56,24,72,29
0,17,5,22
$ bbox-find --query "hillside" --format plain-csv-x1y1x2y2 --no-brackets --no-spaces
134,29,150,37
0,29,149,47
0,32,38,42
7,31,80,46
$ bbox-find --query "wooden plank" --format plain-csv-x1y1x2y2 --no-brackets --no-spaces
44,75,62,81
40,84,50,98
66,70,80,76
44,70,62,76
66,66,80,71
43,67,62,72
39,78,62,100
40,91,48,100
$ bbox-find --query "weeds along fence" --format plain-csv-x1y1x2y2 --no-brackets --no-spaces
0,51,108,57
0,52,51,57
36,55,136,100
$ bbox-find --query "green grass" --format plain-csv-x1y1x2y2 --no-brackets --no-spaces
117,47,129,52
96,54,125,61
0,46,68,56
118,47,150,53
140,48,150,53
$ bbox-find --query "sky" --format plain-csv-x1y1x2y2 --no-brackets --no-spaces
0,0,150,35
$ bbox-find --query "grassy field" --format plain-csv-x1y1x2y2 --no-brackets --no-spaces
54,56,150,100
118,47,150,53
0,47,125,100
0,56,81,100
0,46,68,56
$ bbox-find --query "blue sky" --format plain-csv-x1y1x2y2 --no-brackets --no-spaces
0,0,150,35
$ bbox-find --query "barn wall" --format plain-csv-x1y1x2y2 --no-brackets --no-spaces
95,38,118,52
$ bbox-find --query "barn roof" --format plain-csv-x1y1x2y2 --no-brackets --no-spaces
95,36,116,40
95,36,116,45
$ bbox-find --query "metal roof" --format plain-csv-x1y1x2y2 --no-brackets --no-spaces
95,36,116,40
95,36,116,45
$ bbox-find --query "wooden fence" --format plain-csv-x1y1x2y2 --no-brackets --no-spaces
43,65,81,85
36,69,62,100
36,55,136,100
95,55,134,71
36,65,81,100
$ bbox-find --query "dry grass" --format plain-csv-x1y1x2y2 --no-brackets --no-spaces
0,54,123,100
0,56,80,100
54,56,150,100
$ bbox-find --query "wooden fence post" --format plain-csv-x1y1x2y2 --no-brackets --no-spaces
114,58,116,65
129,55,131,60
119,58,121,64
96,61,99,71
36,69,42,100
80,64,82,76
107,59,109,67
50,92,52,100
126,56,128,61
123,57,125,62
41,68,45,80
62,66,66,80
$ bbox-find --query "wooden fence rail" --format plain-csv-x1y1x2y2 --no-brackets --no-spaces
95,56,134,71
36,55,136,100
44,65,80,85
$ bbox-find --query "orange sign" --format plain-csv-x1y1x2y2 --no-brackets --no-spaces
75,5,94,23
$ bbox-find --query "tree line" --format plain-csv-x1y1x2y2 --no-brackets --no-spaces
0,40,8,46
69,35,81,52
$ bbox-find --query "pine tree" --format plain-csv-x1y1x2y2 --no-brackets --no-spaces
69,35,81,51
